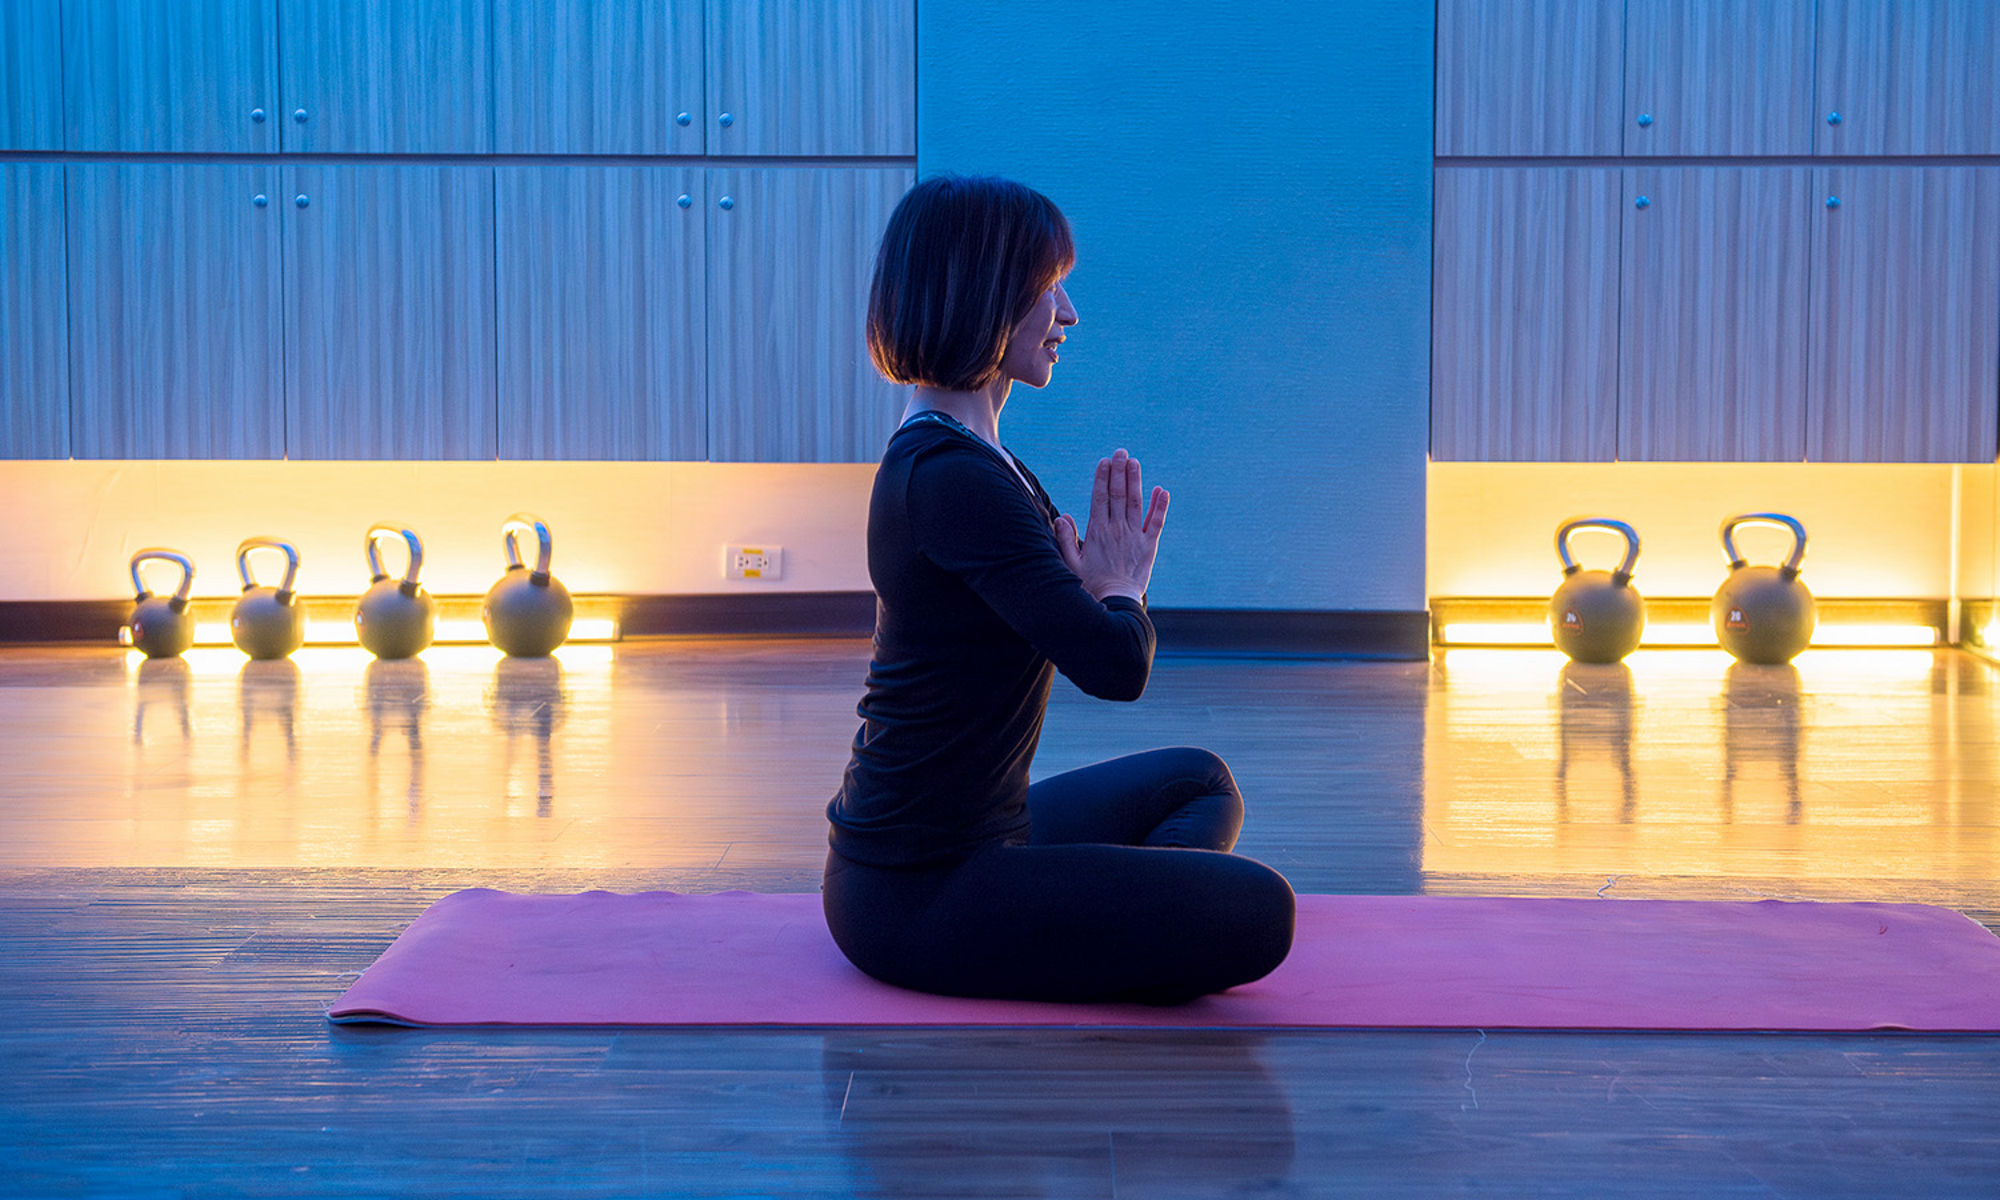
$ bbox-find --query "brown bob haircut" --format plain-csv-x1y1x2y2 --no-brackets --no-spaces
867,175,1075,391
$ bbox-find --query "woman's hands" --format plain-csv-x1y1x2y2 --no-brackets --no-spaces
1054,449,1169,603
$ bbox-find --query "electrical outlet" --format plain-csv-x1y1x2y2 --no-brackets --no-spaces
724,544,783,580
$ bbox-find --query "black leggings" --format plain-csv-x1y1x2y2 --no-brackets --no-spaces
822,747,1296,1004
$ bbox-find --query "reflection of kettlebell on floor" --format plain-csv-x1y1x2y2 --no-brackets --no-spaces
1555,661,1638,824
238,659,301,767
363,659,430,820
486,657,567,816
1720,662,1804,824
132,657,193,746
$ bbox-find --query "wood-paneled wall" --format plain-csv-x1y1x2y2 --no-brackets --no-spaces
62,0,279,153
492,0,705,155
0,166,68,458
1623,0,1816,156
283,166,498,460
1618,168,1810,462
1435,0,1621,157
1816,0,2000,155
1808,168,2000,462
707,0,915,156
705,168,911,463
1431,168,1620,461
0,0,62,150
276,0,492,153
66,164,285,460
496,167,708,461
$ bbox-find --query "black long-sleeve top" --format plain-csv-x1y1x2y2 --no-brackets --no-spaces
827,414,1156,867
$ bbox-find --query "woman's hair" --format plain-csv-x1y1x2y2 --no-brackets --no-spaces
867,175,1075,391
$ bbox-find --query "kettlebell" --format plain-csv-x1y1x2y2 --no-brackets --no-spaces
231,537,307,660
1712,513,1815,665
1548,518,1646,664
355,524,436,660
482,513,573,657
126,549,197,659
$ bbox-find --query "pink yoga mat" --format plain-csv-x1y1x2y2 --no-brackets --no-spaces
327,891,2000,1031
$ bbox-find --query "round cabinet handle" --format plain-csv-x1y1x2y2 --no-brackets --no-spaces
253,194,269,207
676,112,692,127
1637,113,1653,127
677,194,692,209
718,196,735,210
1634,196,1650,209
293,108,308,124
1827,111,1843,125
251,108,267,124
294,194,310,208
718,112,734,127
1826,196,1841,208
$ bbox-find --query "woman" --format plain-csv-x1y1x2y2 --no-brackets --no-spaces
823,175,1295,1004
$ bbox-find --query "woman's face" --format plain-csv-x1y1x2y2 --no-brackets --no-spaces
998,280,1078,390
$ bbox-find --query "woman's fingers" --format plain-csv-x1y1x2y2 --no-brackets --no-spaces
1143,485,1170,536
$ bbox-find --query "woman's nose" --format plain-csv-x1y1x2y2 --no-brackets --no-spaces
1056,287,1078,326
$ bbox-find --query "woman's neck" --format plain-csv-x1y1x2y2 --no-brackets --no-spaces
906,379,1011,450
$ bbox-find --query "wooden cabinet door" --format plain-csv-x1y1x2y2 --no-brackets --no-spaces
278,0,491,153
67,164,284,459
0,0,61,150
496,167,707,460
0,165,68,457
705,168,911,462
1816,0,2000,155
1618,168,1810,461
1435,0,1622,156
283,166,497,459
494,0,704,154
1431,167,1621,461
706,0,914,156
1625,0,1815,156
62,0,278,152
1808,168,2000,462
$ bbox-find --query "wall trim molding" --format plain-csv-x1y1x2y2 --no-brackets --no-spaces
0,594,1434,659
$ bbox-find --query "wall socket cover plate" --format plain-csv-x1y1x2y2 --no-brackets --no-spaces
725,545,783,580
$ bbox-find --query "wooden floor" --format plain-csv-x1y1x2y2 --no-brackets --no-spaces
2,639,1997,1197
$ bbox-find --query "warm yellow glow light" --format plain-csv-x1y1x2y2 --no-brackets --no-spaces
1438,621,1937,648
189,617,617,646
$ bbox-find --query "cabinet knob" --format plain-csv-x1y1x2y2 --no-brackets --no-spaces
677,194,692,209
1827,111,1843,125
718,196,735,210
1637,113,1653,128
1826,196,1840,208
293,108,309,124
294,194,310,208
676,112,692,127
253,194,269,207
1634,196,1650,209
251,108,267,124
718,112,734,127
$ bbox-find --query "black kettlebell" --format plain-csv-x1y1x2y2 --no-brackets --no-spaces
482,514,573,658
127,549,196,659
355,524,436,660
1712,513,1815,665
1548,518,1646,664
231,537,307,660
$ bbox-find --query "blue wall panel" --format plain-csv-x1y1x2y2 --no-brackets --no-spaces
917,1,1433,613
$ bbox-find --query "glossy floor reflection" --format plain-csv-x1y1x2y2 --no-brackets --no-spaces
2,640,1996,1197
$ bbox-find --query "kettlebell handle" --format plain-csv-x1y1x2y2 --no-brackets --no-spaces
1720,513,1807,580
235,537,301,601
364,523,426,598
1555,518,1641,586
501,513,555,585
129,549,195,609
